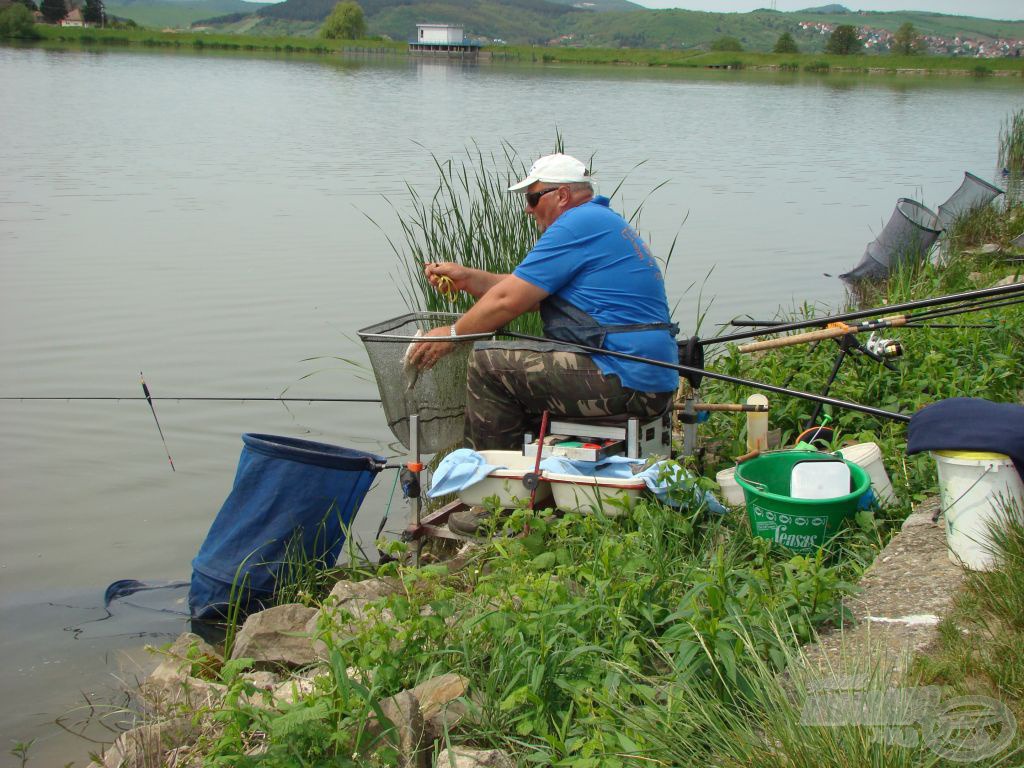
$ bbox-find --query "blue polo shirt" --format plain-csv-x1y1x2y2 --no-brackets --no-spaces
513,196,679,393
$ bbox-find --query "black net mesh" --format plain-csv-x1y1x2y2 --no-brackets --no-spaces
937,171,1004,230
357,312,490,453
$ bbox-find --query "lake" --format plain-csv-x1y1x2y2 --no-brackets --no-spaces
0,43,1021,765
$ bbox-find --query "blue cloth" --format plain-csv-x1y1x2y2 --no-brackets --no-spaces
427,448,506,498
513,196,679,393
539,456,725,513
907,398,1024,479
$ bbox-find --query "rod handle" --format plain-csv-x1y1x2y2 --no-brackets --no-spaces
738,324,851,353
737,315,907,353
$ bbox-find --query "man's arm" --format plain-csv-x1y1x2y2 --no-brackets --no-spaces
407,276,548,370
425,262,508,299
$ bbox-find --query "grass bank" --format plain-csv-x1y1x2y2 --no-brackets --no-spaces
18,26,1024,77
103,140,1023,766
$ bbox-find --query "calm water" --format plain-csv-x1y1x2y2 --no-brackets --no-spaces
0,44,1021,764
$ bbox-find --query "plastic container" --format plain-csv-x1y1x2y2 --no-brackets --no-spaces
734,450,871,553
746,394,769,453
457,450,551,508
543,471,647,515
838,442,896,507
715,467,746,507
790,459,851,499
932,450,1024,571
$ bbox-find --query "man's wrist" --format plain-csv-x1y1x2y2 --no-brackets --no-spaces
450,322,458,337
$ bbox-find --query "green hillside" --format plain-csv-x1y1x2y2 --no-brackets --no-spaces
108,0,268,28
179,0,1024,51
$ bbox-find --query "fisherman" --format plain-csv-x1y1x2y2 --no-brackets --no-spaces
408,152,679,452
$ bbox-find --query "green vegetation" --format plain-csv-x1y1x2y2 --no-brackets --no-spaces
710,34,743,52
0,3,40,38
39,0,65,23
319,0,364,40
913,499,1024,742
825,23,860,55
773,31,798,54
105,0,271,30
1000,108,1024,182
892,21,923,56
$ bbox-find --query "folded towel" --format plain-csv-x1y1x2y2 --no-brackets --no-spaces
538,454,640,478
427,449,506,498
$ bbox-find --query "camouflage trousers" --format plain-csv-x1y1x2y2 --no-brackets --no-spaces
464,341,675,451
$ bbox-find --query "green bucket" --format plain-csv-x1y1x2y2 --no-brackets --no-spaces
734,450,871,552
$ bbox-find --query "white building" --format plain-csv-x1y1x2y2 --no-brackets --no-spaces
415,24,464,45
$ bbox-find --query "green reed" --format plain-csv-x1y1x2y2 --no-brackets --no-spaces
1000,108,1024,181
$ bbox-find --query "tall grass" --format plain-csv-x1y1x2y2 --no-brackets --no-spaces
1000,108,1024,200
372,142,541,334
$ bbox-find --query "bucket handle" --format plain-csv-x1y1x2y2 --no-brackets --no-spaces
932,464,995,524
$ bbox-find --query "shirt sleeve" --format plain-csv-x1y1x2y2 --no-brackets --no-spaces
513,219,587,295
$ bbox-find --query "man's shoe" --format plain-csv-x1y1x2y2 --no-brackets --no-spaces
448,506,492,535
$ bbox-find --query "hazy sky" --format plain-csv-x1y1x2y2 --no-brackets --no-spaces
630,1,1023,21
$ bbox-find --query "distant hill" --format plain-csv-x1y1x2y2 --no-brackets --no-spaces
108,0,269,28
126,0,1024,50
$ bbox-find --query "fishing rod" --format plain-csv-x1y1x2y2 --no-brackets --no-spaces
500,331,911,424
735,292,1024,354
728,319,997,330
0,396,383,403
711,281,1024,347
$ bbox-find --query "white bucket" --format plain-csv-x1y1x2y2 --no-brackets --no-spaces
932,450,1024,571
715,467,746,507
838,442,897,507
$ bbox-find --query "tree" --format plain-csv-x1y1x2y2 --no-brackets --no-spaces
710,35,743,52
15,0,39,12
320,0,365,40
892,22,922,55
82,0,103,24
773,31,798,54
39,0,66,23
825,24,860,55
0,3,40,37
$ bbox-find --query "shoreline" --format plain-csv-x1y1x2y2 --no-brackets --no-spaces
13,27,1024,78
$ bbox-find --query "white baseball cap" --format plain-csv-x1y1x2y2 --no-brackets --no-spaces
508,153,591,193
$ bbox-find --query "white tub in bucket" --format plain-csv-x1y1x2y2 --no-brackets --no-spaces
715,467,746,507
457,450,551,508
838,442,896,507
932,450,1024,571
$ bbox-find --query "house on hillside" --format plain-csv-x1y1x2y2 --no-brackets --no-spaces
59,7,84,26
409,23,481,57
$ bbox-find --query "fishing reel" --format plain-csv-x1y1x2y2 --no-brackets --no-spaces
864,332,904,360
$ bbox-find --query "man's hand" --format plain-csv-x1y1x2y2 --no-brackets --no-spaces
425,262,473,295
407,325,457,371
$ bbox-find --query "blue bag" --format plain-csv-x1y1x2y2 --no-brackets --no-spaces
189,434,384,621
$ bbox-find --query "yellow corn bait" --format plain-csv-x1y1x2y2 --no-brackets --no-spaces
436,275,455,297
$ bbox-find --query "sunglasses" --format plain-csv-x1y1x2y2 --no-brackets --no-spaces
525,187,560,208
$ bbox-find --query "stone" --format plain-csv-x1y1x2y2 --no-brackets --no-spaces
435,748,515,768
371,690,426,768
139,633,226,711
230,603,319,667
100,718,196,768
408,672,468,720
326,577,402,605
797,495,965,682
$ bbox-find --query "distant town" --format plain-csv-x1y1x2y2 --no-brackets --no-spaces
797,20,1024,58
